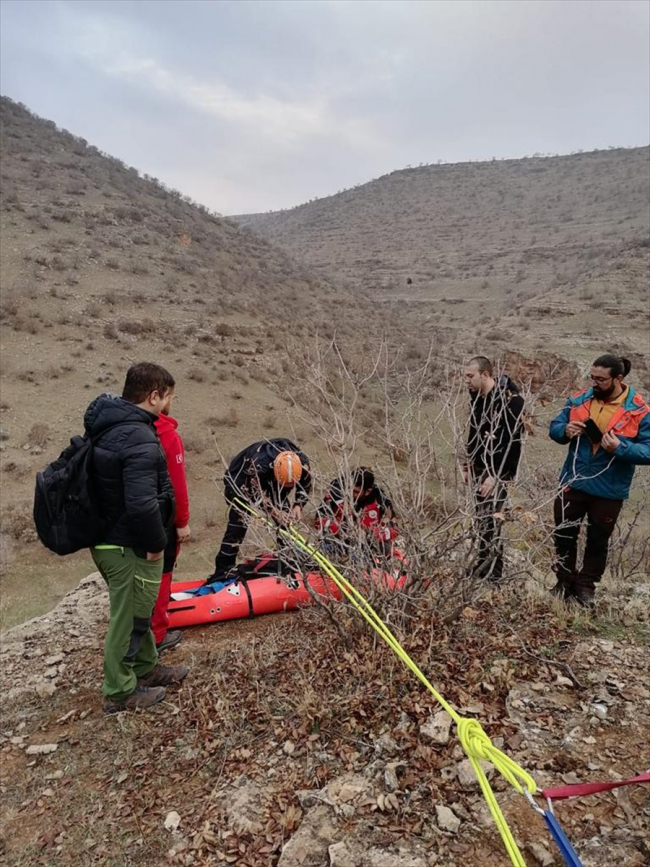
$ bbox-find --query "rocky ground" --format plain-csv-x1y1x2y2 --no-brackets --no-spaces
0,574,648,867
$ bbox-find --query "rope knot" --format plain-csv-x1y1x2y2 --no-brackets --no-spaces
457,718,493,763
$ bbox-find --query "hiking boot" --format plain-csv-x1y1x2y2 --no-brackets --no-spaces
103,685,166,714
156,630,183,654
550,581,570,600
206,569,236,586
137,662,189,688
570,584,596,608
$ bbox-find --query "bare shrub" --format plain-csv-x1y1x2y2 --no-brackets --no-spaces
1,503,37,542
103,322,119,340
2,460,30,479
118,317,157,336
188,367,206,382
0,297,19,319
17,369,38,383
51,209,73,223
183,434,208,454
484,329,512,341
265,338,574,630
50,255,68,271
27,423,49,447
205,409,239,430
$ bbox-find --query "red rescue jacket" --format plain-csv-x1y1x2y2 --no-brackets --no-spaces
155,414,190,528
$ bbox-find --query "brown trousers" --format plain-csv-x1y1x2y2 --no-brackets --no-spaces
553,487,623,589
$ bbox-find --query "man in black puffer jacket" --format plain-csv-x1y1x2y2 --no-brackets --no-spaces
85,362,188,714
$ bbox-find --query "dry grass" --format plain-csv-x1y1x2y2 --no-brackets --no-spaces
235,147,650,368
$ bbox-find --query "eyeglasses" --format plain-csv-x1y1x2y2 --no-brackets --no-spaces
589,375,612,384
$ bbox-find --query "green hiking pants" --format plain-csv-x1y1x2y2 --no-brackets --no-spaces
91,546,163,700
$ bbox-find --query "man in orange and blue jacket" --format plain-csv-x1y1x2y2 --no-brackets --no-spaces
549,354,650,606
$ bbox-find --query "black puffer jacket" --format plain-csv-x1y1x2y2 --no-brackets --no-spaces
224,438,312,507
84,394,175,553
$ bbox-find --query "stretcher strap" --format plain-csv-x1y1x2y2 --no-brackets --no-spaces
542,770,650,801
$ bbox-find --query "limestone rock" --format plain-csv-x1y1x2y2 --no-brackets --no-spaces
419,711,452,746
373,733,400,756
34,680,57,699
164,811,181,832
434,804,460,834
25,743,58,755
278,805,337,867
224,781,264,835
329,841,430,867
526,842,554,866
456,758,493,790
325,773,372,807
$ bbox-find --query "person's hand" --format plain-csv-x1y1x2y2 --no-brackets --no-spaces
177,525,191,543
270,507,290,526
291,504,303,521
147,550,164,561
479,475,497,497
602,430,620,453
565,421,585,439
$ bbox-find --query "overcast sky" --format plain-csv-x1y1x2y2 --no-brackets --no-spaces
1,0,648,214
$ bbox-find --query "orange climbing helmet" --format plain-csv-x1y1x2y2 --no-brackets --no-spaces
273,451,303,487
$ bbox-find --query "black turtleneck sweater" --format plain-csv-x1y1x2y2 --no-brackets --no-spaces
467,377,525,481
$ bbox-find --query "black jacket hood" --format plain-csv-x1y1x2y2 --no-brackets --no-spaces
84,393,157,438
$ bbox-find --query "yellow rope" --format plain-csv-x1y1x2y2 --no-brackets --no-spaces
233,498,537,866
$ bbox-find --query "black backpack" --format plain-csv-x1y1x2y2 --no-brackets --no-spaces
33,433,108,555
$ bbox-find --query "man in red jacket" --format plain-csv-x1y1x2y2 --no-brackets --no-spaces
151,407,191,651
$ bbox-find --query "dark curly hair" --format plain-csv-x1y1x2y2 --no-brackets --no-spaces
592,355,632,378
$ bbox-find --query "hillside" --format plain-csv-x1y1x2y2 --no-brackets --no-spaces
0,96,382,624
1,98,649,867
234,148,650,367
1,572,648,867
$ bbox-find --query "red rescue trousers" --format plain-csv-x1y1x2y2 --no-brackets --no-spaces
151,570,173,645
151,539,181,645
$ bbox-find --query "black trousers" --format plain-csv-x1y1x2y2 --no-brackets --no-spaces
212,504,248,579
211,499,292,580
553,488,623,589
472,483,508,581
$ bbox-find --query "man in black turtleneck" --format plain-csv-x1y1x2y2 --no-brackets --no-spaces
463,356,526,582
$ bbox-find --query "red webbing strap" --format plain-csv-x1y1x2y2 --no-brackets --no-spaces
542,771,650,801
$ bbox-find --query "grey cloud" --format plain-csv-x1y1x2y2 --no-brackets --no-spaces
1,0,648,213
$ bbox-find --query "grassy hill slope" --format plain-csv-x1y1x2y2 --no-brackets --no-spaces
0,97,381,623
234,148,650,365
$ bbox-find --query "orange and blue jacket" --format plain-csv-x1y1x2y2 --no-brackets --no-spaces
549,385,650,500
